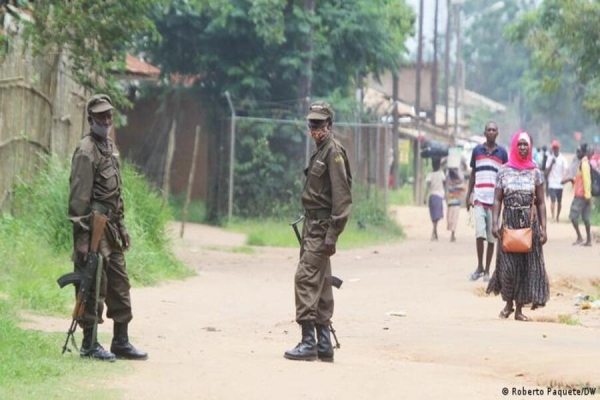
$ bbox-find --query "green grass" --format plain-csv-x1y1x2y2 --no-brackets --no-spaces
205,245,256,254
557,314,581,326
169,193,206,224
0,154,193,396
225,184,405,248
0,301,125,400
226,217,403,249
591,198,600,226
387,185,415,206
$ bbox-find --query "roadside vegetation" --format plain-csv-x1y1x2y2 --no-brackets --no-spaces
0,156,192,399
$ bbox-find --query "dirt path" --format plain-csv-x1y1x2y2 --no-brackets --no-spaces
24,205,600,399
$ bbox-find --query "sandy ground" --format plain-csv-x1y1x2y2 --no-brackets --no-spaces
22,204,600,400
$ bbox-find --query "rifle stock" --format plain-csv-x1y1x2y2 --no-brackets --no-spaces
57,210,107,353
90,211,108,253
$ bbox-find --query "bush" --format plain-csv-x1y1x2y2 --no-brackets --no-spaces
1,154,192,315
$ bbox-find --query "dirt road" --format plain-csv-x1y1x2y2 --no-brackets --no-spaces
103,204,600,400
26,205,600,399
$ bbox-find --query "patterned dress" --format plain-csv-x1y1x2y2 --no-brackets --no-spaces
486,167,550,308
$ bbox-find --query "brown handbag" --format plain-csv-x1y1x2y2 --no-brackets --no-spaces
502,191,536,253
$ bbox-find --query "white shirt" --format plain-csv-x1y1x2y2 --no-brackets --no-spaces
545,153,568,189
426,170,446,198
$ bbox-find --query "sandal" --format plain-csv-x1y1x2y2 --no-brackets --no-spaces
499,308,514,319
514,313,529,321
469,270,484,281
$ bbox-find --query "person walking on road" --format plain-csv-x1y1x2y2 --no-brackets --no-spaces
544,140,568,223
284,102,352,363
563,143,593,246
68,94,148,361
424,157,446,241
487,131,549,321
446,167,465,242
465,121,508,282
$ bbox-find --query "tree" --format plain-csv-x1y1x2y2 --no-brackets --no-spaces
22,0,160,109
510,0,600,124
461,0,534,105
141,0,415,221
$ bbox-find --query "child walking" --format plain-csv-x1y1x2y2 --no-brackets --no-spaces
425,158,446,241
446,168,464,242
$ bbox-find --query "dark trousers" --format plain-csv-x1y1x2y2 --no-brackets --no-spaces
76,236,132,328
294,218,334,325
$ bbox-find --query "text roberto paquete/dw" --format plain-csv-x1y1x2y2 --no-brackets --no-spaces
508,387,597,396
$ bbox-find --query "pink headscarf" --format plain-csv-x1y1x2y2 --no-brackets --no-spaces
506,130,537,170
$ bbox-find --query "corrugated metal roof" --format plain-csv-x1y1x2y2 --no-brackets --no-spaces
125,53,160,79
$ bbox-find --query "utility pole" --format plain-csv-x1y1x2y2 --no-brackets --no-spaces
224,91,236,221
431,0,440,126
414,0,424,205
300,0,316,167
444,0,451,133
453,1,463,138
391,73,400,190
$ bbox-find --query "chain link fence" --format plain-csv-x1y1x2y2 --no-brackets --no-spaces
225,117,393,222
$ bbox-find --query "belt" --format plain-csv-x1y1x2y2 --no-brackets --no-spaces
91,201,118,222
305,209,331,220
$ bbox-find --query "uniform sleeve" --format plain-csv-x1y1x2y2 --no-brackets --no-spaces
114,153,126,230
68,149,95,238
469,148,476,169
326,148,352,243
582,159,592,199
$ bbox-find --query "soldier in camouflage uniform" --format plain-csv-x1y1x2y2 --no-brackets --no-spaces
284,101,352,362
68,94,147,361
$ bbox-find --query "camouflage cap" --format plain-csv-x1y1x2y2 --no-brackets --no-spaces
306,101,334,121
87,94,114,114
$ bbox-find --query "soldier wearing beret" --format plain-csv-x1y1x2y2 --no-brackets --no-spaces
284,101,352,362
68,94,147,361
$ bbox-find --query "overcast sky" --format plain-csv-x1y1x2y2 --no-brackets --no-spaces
405,0,451,59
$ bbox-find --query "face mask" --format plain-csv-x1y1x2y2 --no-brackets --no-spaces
310,127,329,143
91,118,110,138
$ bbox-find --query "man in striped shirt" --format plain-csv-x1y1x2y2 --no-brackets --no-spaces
465,121,508,281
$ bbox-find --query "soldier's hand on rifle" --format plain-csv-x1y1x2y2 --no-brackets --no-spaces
75,236,90,261
120,226,131,251
324,237,336,256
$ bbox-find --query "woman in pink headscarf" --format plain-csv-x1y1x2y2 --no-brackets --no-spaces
486,131,549,321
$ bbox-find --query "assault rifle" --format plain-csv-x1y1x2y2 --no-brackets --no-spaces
57,211,107,354
289,215,343,289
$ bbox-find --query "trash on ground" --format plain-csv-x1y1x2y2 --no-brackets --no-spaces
386,311,407,317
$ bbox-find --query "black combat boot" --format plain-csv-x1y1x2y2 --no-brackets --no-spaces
80,327,116,362
315,323,334,362
110,322,148,360
284,321,317,361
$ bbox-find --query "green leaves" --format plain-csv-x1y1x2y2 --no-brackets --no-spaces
511,0,600,123
22,0,161,110
145,0,414,109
